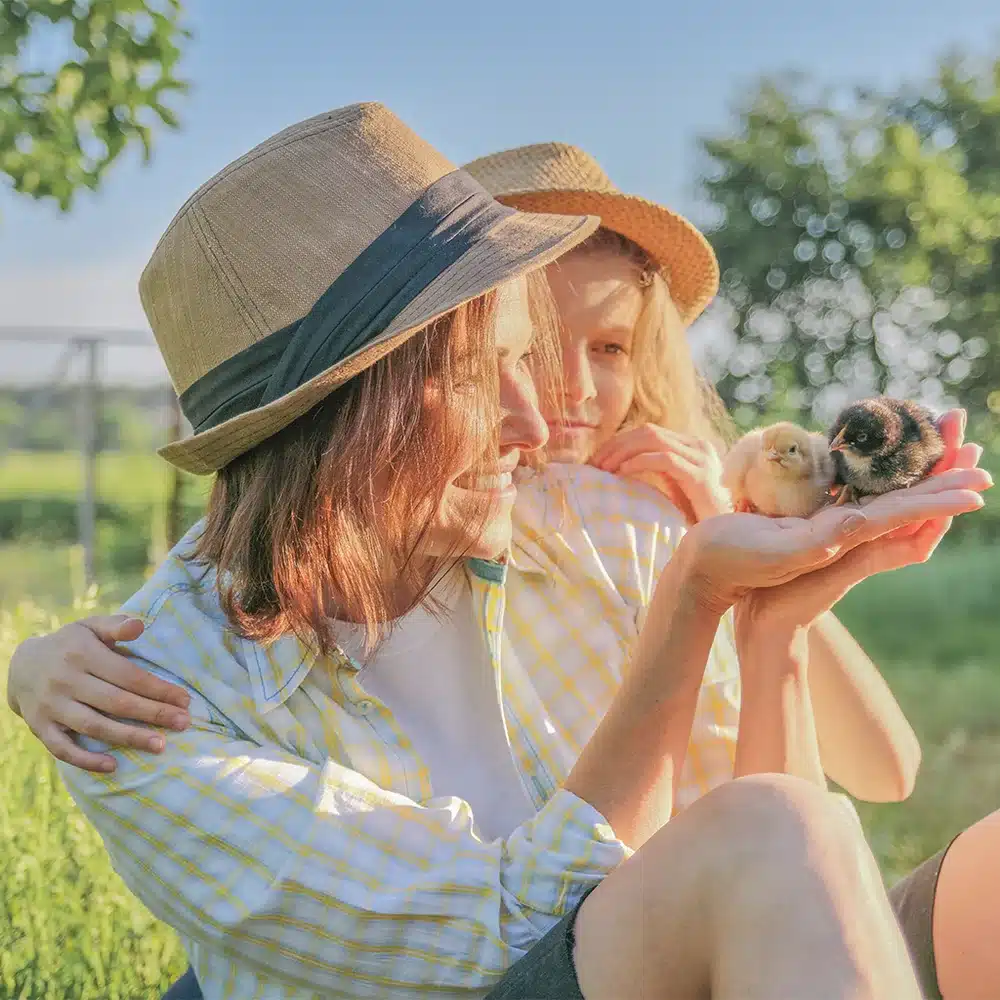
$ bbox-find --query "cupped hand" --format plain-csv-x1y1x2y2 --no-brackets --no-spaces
590,424,732,524
681,461,990,616
732,409,990,639
6,615,191,772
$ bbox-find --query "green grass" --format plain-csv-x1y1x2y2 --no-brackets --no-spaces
1,541,999,994
1,601,186,1000
0,451,207,505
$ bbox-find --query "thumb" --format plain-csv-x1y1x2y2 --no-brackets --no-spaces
77,614,146,647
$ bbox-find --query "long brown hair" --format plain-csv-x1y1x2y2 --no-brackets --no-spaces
192,272,559,654
566,228,735,451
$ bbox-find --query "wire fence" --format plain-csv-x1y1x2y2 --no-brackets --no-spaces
0,327,185,588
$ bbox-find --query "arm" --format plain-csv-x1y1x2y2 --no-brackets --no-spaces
807,612,920,802
61,660,628,996
734,626,826,786
565,545,723,849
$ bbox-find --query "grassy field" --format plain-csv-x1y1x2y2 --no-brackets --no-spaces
1,464,999,993
0,451,206,504
1,601,187,1000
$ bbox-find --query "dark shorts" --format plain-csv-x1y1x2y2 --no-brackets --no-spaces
888,837,959,1000
162,841,954,1000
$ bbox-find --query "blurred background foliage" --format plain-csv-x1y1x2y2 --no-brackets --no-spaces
0,0,187,211
697,54,1000,457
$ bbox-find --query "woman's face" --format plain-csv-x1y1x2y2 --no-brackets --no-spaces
543,251,643,464
418,277,548,561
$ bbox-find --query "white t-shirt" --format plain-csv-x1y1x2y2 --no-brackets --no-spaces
334,572,536,842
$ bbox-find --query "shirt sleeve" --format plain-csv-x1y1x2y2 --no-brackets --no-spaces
59,660,627,996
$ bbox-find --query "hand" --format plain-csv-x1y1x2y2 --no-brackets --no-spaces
732,410,987,641
678,458,990,617
6,615,192,772
590,424,732,524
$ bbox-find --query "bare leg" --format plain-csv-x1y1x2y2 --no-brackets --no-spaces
573,773,920,1000
933,809,1000,1000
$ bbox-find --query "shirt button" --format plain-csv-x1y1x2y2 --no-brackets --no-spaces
357,699,374,714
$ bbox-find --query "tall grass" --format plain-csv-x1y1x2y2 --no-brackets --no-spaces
1,601,186,1000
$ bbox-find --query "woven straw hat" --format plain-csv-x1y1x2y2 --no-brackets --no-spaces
463,143,719,325
142,104,600,474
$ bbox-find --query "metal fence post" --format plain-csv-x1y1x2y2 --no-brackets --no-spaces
77,338,102,587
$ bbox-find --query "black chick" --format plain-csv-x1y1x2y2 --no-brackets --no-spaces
828,398,945,503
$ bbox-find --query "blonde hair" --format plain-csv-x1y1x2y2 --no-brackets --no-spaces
565,228,735,452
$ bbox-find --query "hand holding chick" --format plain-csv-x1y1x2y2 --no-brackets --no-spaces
721,422,836,518
828,398,945,504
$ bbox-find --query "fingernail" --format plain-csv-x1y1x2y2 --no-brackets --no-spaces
840,514,868,535
101,760,116,773
960,409,968,433
170,713,190,730
148,735,165,752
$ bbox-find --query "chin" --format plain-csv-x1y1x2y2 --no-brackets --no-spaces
465,511,514,560
544,443,593,465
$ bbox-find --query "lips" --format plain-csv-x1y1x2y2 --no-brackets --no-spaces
548,420,598,431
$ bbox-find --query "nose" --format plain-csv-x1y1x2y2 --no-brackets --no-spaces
562,343,598,406
499,367,548,456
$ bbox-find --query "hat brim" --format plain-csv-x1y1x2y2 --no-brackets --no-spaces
160,209,600,475
493,189,719,326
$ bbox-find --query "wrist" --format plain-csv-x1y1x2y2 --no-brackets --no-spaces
738,622,811,679
673,529,735,616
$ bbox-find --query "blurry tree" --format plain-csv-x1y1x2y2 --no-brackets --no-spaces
698,61,1000,440
0,0,188,211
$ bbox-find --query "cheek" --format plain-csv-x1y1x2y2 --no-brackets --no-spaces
593,365,635,430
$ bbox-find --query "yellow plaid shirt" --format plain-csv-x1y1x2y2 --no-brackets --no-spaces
59,464,739,999
507,464,740,814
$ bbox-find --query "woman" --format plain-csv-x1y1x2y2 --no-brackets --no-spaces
6,108,987,998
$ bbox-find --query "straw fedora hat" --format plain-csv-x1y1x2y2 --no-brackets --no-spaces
142,103,600,474
463,143,719,325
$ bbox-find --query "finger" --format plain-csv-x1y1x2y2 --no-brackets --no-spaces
618,452,703,480
930,409,965,474
874,467,992,499
58,702,167,754
71,615,146,647
589,426,654,469
625,466,699,523
594,428,706,472
950,442,982,471
37,723,118,774
92,654,190,710
850,490,984,542
76,674,190,730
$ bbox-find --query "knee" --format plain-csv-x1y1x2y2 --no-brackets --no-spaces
692,774,870,873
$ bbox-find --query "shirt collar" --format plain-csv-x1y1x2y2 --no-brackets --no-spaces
245,558,505,713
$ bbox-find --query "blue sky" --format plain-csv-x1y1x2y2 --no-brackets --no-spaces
3,0,1000,360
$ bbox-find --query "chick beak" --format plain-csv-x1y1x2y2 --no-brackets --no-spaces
767,448,782,463
829,427,848,453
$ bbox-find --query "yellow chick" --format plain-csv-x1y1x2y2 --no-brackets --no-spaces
721,421,836,518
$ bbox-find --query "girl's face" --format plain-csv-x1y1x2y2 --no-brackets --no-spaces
543,250,643,464
420,277,548,560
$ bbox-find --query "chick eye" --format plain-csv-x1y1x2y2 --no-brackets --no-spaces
788,444,798,454
856,432,868,444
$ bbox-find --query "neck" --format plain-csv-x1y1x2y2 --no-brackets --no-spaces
323,557,462,624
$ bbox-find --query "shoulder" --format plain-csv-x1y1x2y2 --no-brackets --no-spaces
115,521,260,706
511,464,687,606
513,463,686,546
